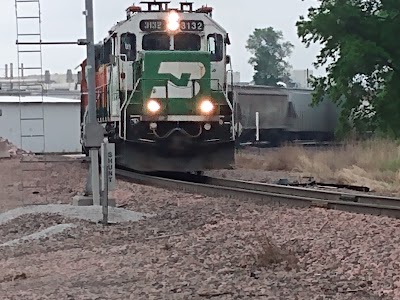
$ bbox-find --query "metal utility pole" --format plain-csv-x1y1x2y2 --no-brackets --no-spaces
84,0,96,125
83,0,103,206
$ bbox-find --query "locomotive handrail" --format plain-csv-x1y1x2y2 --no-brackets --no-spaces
119,54,129,122
95,83,108,122
209,78,233,111
226,60,235,141
110,53,129,140
119,78,141,140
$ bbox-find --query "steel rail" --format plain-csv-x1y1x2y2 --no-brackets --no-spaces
203,177,400,208
116,169,400,219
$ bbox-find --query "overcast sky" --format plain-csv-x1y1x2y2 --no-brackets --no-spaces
1,0,323,82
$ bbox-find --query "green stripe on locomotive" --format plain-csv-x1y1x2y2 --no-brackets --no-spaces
127,51,228,116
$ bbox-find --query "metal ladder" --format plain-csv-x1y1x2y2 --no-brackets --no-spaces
15,0,48,203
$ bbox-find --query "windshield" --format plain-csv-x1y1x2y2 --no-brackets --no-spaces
142,32,201,51
174,33,201,51
142,33,170,50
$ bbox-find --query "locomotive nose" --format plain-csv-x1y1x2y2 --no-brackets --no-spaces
155,130,195,157
169,133,193,154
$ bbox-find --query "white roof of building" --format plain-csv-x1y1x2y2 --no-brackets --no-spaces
0,96,80,103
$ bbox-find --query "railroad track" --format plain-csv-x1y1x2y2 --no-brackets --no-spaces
116,168,400,219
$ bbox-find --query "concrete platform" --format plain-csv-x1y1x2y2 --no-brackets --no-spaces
72,195,116,207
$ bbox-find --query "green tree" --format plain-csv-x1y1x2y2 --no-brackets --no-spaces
246,27,294,86
296,0,400,138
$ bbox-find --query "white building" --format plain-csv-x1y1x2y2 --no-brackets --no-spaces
291,69,314,89
226,71,241,84
0,96,81,153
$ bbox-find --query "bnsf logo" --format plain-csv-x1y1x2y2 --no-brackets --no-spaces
150,62,206,99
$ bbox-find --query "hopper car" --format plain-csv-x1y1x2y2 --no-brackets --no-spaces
286,88,338,142
233,85,340,145
79,1,235,172
233,84,289,146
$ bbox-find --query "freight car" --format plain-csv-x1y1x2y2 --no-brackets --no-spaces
286,88,339,142
233,84,289,146
80,1,235,172
232,84,339,145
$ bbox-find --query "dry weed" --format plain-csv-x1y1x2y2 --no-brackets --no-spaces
254,236,299,270
237,138,400,194
236,146,302,171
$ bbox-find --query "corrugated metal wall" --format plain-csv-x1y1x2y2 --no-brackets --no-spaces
0,104,21,150
0,102,81,153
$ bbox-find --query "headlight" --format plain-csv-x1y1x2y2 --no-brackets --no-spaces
199,99,215,114
167,11,180,32
147,99,161,113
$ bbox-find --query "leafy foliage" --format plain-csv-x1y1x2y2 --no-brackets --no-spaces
296,0,400,138
246,27,294,86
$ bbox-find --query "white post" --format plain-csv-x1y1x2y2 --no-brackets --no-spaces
90,149,100,206
101,141,115,224
256,111,260,142
101,141,108,225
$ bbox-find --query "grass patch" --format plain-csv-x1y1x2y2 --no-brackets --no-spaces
381,159,400,172
236,138,400,195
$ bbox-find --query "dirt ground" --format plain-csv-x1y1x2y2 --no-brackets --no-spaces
1,155,400,299
0,155,87,213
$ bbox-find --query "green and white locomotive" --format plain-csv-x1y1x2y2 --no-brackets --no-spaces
80,1,235,172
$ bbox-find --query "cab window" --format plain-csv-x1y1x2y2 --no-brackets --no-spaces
142,33,170,50
94,44,102,70
207,33,223,62
174,33,201,51
101,38,112,64
120,33,136,61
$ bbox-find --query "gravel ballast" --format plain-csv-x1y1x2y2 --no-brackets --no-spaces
0,204,153,225
1,156,400,299
1,223,76,247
